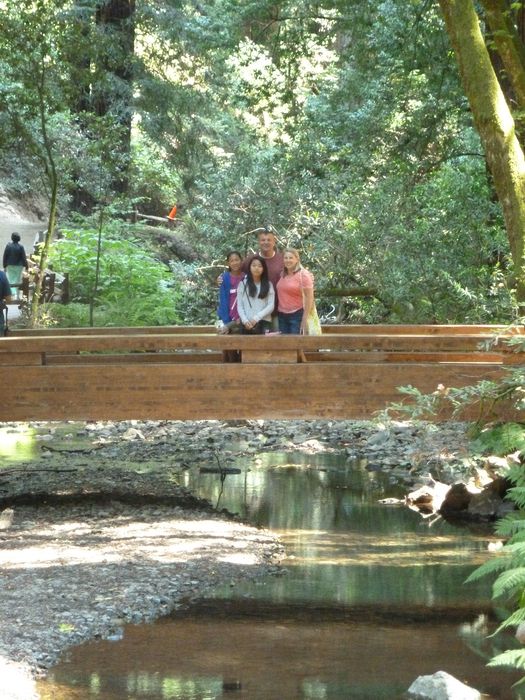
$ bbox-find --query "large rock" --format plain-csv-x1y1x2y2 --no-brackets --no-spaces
467,489,503,518
0,659,38,700
407,670,481,699
0,183,46,222
439,483,473,516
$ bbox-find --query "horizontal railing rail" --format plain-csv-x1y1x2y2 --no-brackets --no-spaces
0,325,522,421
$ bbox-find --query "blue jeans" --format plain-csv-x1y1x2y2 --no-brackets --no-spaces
278,309,303,334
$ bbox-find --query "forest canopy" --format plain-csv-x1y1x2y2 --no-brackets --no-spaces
0,0,521,325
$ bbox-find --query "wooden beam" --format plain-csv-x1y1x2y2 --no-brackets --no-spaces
0,332,513,354
0,361,516,422
0,325,521,422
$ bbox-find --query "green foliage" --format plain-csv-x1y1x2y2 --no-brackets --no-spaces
385,331,525,426
169,260,217,325
507,486,525,512
465,554,512,584
488,648,525,672
471,423,525,457
0,0,519,324
493,568,525,600
129,135,183,215
47,224,181,327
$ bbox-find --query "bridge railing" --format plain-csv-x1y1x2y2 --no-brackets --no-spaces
0,325,522,421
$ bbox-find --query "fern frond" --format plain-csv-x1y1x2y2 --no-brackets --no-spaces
507,487,525,510
465,555,511,583
506,467,523,487
497,543,525,566
493,607,525,634
488,649,525,671
507,531,525,548
470,423,525,456
493,568,525,598
495,512,525,537
506,336,525,353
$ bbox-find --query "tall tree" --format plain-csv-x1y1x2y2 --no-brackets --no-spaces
93,0,136,195
439,0,525,306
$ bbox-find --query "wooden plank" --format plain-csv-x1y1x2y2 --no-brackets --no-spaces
45,352,222,365
10,323,520,337
324,324,519,335
42,349,508,366
242,350,298,364
37,351,511,368
0,333,511,354
0,352,43,366
304,351,506,364
0,362,518,422
9,325,213,337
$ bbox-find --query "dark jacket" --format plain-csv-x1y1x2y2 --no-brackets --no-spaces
0,270,11,300
3,242,28,269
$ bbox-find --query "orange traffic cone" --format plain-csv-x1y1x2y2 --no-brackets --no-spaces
167,205,177,220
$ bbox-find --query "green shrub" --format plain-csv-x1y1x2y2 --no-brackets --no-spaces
48,226,181,327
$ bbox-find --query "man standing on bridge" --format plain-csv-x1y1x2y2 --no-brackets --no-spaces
242,227,284,289
0,268,12,336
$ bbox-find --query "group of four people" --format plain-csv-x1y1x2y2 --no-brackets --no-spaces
217,228,316,337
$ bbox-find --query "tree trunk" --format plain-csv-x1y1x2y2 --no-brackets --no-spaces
30,51,59,327
481,0,525,111
439,0,525,305
94,0,136,195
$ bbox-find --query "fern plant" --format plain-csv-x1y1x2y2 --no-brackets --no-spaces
471,423,525,457
385,323,525,683
466,470,525,684
383,322,525,432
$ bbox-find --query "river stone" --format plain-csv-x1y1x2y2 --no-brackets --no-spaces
0,659,39,700
366,430,391,446
439,483,473,515
467,488,503,518
407,670,481,699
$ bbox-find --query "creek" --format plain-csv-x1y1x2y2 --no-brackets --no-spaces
37,450,525,700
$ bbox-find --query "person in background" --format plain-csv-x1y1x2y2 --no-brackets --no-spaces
217,250,245,362
0,268,12,336
237,255,275,334
3,232,28,299
276,248,315,334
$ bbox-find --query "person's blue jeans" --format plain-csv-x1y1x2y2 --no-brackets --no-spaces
278,309,303,334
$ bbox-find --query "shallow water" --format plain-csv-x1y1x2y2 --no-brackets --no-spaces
37,450,525,699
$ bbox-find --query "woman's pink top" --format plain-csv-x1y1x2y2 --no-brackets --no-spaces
276,269,314,314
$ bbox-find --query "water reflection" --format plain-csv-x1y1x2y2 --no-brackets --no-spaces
39,451,525,699
41,616,523,699
183,453,495,607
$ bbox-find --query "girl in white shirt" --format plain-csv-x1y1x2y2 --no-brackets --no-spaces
237,255,275,334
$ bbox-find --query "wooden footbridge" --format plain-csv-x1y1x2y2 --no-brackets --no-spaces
0,325,522,422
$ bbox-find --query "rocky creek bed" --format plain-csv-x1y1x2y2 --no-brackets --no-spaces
0,418,483,699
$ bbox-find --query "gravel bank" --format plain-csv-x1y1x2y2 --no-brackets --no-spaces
0,418,473,698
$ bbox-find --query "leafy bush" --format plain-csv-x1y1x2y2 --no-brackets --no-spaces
169,260,218,325
47,225,182,326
